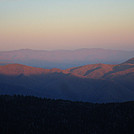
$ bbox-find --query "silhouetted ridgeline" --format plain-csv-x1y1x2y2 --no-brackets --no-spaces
0,95,134,134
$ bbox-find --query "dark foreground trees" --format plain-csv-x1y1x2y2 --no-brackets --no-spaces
0,95,134,134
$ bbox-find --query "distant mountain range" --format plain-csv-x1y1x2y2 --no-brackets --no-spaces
0,48,134,69
0,57,134,103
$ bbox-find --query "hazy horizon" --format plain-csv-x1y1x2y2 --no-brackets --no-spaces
0,0,134,51
0,47,134,52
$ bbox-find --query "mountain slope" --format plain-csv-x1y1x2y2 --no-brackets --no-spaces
66,64,116,79
0,64,67,76
123,57,134,64
66,57,134,79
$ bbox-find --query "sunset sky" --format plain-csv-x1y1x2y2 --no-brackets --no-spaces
0,0,134,50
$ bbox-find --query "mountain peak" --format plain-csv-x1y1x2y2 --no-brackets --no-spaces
122,57,134,64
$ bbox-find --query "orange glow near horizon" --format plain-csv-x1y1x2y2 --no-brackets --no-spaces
0,0,134,50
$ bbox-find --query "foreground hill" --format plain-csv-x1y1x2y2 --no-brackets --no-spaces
0,58,134,102
0,95,134,134
0,48,134,69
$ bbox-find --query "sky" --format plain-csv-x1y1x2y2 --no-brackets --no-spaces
0,0,134,51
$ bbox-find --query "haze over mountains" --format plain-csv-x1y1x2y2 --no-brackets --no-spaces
0,48,134,69
0,57,134,103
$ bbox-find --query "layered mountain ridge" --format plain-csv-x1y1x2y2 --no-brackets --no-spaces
0,57,134,103
0,48,134,69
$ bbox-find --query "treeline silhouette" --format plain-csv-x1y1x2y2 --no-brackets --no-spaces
0,95,134,134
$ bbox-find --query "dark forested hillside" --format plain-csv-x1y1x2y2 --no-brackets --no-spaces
0,95,134,134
